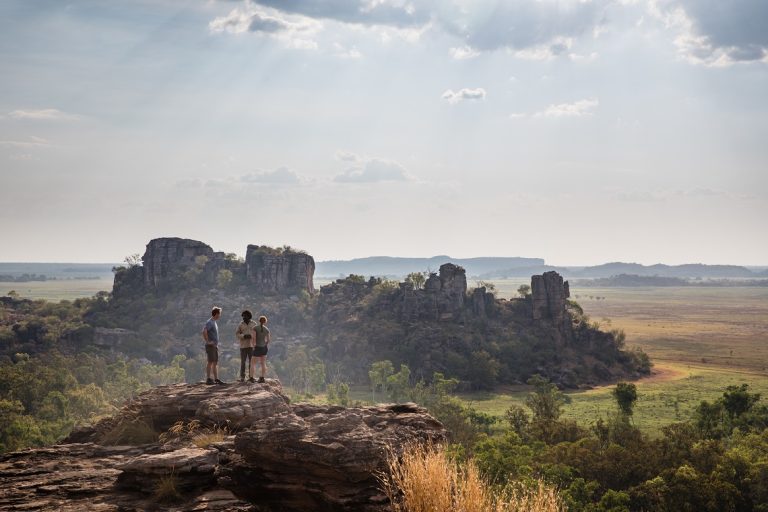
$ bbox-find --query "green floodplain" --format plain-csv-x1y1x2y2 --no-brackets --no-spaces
9,276,765,436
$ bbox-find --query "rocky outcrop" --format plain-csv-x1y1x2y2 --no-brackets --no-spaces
2,382,445,512
470,286,495,319
398,263,469,322
225,402,444,511
121,238,315,295
531,271,573,343
245,245,315,294
0,442,254,511
142,238,215,288
531,270,570,323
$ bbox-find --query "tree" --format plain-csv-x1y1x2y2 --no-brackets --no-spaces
525,374,566,424
525,374,570,443
368,360,394,403
476,281,497,295
467,350,500,390
405,272,427,290
612,382,638,417
722,384,760,420
517,284,531,298
123,254,142,268
216,269,233,289
386,364,411,403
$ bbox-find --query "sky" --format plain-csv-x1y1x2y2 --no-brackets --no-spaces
0,0,766,266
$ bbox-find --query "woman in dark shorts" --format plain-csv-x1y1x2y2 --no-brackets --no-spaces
250,315,271,383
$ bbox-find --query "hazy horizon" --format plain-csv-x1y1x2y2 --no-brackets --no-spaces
1,255,767,268
1,1,766,266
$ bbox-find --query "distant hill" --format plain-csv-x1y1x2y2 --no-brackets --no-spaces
0,262,117,281
315,256,545,278
481,262,762,279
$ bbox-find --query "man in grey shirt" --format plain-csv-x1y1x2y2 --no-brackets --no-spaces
202,306,225,385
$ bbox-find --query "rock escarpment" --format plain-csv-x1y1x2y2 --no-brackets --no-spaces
0,382,445,512
246,245,316,294
531,270,572,341
143,238,216,288
115,237,316,296
531,270,570,323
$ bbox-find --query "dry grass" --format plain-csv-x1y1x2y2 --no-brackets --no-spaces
381,443,564,512
154,470,182,503
192,427,228,448
159,419,229,448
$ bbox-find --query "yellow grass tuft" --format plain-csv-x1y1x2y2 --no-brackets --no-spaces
381,443,564,512
159,419,229,448
154,470,182,503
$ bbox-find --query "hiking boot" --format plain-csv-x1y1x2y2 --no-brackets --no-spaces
215,379,226,385
205,378,215,385
248,377,255,383
257,377,265,383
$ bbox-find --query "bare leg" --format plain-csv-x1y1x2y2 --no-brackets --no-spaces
206,361,213,380
259,356,266,379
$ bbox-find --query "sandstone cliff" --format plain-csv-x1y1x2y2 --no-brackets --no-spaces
113,238,315,296
245,245,315,294
0,381,445,511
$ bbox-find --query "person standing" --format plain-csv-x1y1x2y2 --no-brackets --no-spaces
235,310,256,382
202,306,225,385
250,315,271,383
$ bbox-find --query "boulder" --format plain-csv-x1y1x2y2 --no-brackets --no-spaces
223,402,445,511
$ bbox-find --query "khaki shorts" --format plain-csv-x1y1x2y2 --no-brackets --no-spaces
205,344,219,363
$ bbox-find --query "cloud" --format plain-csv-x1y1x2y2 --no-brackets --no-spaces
333,42,362,58
8,109,79,121
240,167,301,184
213,1,610,58
651,0,768,65
441,88,486,104
0,136,50,148
243,0,430,29
534,98,599,117
335,150,361,162
449,46,480,60
437,0,610,54
334,158,409,183
209,2,320,49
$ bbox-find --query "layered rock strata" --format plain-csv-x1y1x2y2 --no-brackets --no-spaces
531,270,570,323
245,245,316,294
130,238,315,295
1,382,445,512
142,238,215,288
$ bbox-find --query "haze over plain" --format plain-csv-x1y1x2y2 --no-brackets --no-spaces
1,0,766,265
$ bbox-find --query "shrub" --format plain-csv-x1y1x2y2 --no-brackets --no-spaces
380,443,564,512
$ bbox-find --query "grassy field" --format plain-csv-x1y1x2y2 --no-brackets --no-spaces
1,278,113,301
457,280,768,434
